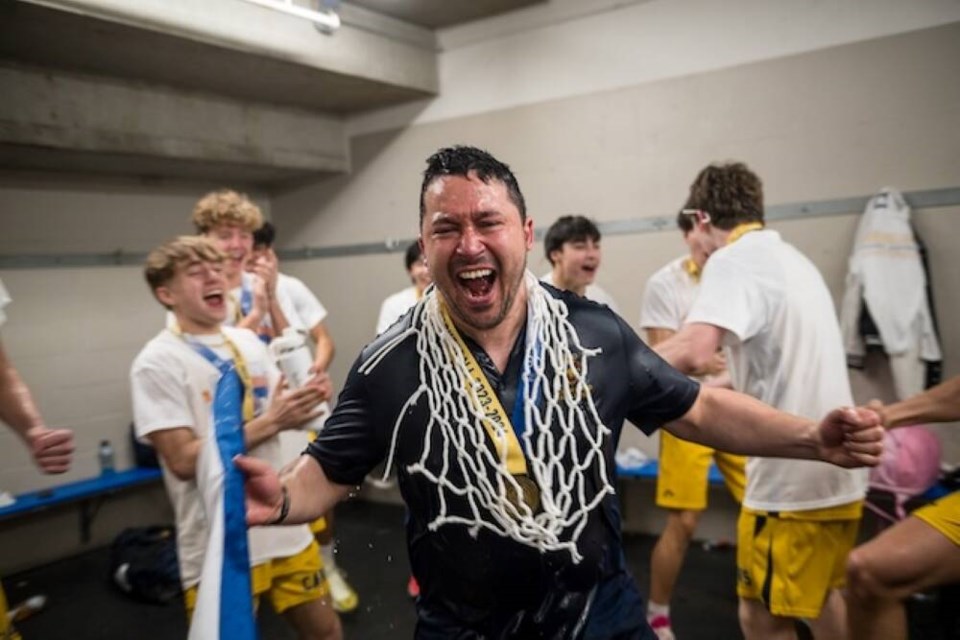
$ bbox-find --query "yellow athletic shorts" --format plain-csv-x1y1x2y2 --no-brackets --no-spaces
736,502,862,618
184,540,327,620
914,491,960,545
656,430,746,510
1,583,23,640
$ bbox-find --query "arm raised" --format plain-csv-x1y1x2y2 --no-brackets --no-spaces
667,386,884,468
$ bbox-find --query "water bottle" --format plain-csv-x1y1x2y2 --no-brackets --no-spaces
98,439,116,475
269,328,329,432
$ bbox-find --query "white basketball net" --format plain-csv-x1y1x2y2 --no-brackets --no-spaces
360,272,614,563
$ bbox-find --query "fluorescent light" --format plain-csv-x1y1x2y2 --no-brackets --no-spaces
239,0,341,33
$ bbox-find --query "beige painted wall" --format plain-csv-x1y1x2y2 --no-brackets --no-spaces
0,181,269,493
275,23,960,459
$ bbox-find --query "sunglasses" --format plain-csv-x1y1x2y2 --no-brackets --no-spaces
679,209,712,224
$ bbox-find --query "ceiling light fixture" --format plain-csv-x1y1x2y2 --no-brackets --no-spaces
240,0,341,34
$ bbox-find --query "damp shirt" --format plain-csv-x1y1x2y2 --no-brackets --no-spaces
307,284,698,639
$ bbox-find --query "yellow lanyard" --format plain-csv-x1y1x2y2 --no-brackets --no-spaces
726,222,764,245
169,326,257,422
439,303,528,476
228,292,244,325
222,337,257,423
682,257,701,282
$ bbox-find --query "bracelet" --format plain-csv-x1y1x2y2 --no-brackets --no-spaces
269,485,290,525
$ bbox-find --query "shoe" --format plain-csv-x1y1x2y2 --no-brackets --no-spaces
8,594,47,623
326,568,358,613
648,614,675,640
407,575,420,599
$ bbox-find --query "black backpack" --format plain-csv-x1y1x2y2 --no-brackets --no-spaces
109,525,181,605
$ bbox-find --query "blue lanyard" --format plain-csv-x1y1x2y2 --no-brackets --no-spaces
211,368,258,640
181,335,268,417
510,330,543,456
239,282,252,317
184,339,233,376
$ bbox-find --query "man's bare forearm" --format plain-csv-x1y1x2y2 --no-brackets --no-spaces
0,348,46,440
279,454,351,524
666,386,819,460
884,376,960,428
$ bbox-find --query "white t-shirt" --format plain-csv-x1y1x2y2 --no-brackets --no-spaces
376,286,419,335
540,272,620,314
130,326,313,589
272,273,330,460
639,256,699,332
0,279,9,328
686,230,867,512
277,273,327,333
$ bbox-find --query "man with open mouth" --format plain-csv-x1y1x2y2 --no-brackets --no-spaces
541,214,619,313
237,145,884,640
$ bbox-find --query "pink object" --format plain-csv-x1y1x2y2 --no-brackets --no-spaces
868,425,942,522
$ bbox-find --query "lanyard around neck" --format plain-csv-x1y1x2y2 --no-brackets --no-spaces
169,326,257,422
682,257,701,282
439,303,528,476
726,222,764,245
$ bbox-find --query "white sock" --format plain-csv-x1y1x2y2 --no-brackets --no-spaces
320,542,339,573
647,601,670,621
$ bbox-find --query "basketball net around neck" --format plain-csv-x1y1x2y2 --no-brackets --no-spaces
360,271,614,562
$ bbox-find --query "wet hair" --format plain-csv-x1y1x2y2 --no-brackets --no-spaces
404,241,423,271
419,146,527,224
144,236,224,308
683,162,764,230
543,215,601,265
192,189,264,234
253,221,276,248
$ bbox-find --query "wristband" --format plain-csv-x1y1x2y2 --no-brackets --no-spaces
269,485,290,525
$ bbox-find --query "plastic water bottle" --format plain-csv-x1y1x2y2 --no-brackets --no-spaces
269,328,329,432
98,439,115,475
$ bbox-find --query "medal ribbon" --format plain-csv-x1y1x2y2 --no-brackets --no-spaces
725,221,764,245
439,303,528,476
169,327,262,422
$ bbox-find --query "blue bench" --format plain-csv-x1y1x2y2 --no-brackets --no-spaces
0,467,162,542
616,460,725,485
620,461,952,502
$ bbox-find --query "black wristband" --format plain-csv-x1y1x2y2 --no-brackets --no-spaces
269,485,290,525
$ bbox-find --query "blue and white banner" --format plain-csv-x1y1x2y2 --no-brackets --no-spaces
189,369,258,640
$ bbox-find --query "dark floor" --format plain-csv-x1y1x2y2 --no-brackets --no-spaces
7,499,954,639
6,500,740,639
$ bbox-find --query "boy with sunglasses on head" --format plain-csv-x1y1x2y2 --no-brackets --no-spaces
656,163,868,640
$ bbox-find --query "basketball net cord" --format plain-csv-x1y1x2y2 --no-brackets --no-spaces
360,272,614,562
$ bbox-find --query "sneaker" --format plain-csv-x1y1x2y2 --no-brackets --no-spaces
407,575,420,599
326,568,358,613
648,614,675,640
9,594,47,623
